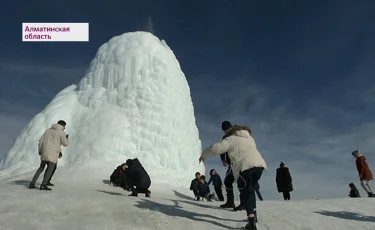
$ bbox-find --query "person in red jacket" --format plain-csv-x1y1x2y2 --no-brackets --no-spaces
352,150,374,197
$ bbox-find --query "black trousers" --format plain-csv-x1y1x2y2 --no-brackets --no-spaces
282,191,291,200
214,187,224,201
240,167,264,216
47,163,57,184
255,188,263,201
224,167,235,188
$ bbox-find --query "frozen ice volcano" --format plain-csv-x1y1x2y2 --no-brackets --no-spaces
0,31,204,187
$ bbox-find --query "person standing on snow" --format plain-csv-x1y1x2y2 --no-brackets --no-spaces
208,169,224,201
199,124,267,230
352,150,374,197
219,121,246,211
276,162,293,200
29,120,69,190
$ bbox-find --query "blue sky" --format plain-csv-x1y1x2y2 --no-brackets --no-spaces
1,0,375,200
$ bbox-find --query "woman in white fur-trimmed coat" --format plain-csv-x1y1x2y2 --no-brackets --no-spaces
199,124,267,230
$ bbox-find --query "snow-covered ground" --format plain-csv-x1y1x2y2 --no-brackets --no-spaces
0,170,374,230
1,31,374,230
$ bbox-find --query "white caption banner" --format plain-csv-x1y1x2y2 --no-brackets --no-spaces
22,23,89,42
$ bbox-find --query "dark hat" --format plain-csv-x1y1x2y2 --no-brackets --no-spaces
280,161,285,167
57,120,66,127
221,121,232,131
352,150,360,155
125,159,133,165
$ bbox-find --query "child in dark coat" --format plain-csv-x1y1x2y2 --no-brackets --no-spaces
349,183,361,198
208,169,224,201
190,172,201,199
197,175,213,201
110,163,129,190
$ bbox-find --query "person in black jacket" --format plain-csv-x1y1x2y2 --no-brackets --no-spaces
276,162,293,200
190,172,201,199
110,163,129,190
349,183,361,198
124,158,151,197
208,169,224,201
220,121,245,211
197,175,213,201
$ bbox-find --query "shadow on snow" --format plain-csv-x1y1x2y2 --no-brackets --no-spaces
8,180,33,188
315,210,375,222
172,190,222,209
95,189,124,196
134,198,244,229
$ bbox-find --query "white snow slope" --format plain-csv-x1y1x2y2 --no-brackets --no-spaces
0,31,204,187
0,173,375,230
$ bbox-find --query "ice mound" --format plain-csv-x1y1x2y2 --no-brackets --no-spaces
0,32,204,186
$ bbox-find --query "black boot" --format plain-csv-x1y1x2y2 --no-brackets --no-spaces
220,190,235,208
145,190,151,198
233,193,245,211
245,215,257,230
29,183,36,189
40,184,52,191
368,192,375,197
47,182,54,186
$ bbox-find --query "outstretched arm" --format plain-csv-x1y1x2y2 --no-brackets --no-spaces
201,138,231,160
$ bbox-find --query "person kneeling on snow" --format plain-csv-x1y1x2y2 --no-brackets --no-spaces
190,172,201,199
124,158,151,197
110,163,130,191
349,183,361,198
197,175,214,201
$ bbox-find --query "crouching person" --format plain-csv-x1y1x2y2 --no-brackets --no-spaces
125,158,151,197
349,183,361,198
110,163,130,190
190,172,201,199
197,175,213,201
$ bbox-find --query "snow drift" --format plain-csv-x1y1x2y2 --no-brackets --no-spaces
0,31,204,186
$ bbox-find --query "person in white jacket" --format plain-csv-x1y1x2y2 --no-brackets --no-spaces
199,124,267,230
29,120,69,190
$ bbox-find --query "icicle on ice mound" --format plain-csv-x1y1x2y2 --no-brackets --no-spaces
0,32,204,187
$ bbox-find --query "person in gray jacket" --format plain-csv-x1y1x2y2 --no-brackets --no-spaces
29,120,69,190
199,124,267,230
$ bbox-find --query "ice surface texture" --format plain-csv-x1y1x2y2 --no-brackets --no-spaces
0,32,204,185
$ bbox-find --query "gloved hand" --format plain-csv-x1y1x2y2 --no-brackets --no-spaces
58,152,63,158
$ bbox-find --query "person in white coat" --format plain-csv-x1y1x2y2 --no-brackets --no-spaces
29,120,69,190
199,124,267,230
